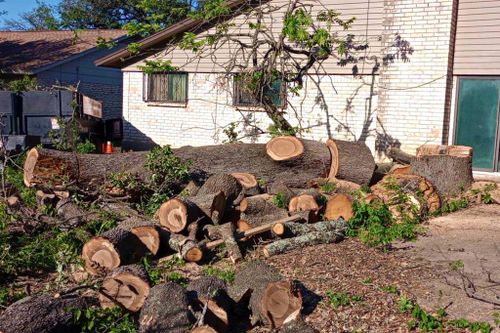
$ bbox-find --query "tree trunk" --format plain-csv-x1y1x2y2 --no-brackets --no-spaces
228,261,302,328
324,193,354,221
118,217,161,255
82,227,148,275
168,233,203,262
0,294,95,333
415,144,472,158
23,147,148,188
158,192,226,232
139,282,194,333
230,172,261,196
266,136,304,161
196,174,243,206
272,219,348,238
263,231,344,257
327,139,375,185
99,264,151,312
411,155,473,196
187,276,234,332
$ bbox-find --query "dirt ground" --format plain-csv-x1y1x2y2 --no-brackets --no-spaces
257,204,500,332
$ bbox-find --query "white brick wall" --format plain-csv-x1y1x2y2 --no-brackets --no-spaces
122,71,379,152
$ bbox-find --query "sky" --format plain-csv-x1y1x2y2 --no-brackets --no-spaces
1,0,60,20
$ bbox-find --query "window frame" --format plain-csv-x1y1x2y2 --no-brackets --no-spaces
143,72,189,104
232,76,287,108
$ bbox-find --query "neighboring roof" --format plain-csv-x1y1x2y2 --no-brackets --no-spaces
95,0,247,69
0,30,127,74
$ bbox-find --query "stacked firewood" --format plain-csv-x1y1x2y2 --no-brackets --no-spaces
1,136,479,333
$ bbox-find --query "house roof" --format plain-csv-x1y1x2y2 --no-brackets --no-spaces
0,30,127,74
95,0,248,69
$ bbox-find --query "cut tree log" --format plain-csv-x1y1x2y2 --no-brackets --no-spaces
55,198,97,229
187,276,234,332
229,261,302,328
239,194,272,214
168,233,203,262
139,282,194,333
99,264,150,312
288,190,321,212
415,144,472,158
387,147,414,165
118,217,161,255
158,191,226,232
326,139,375,185
371,174,441,220
389,164,411,175
82,227,148,275
0,294,95,333
263,231,345,257
231,172,261,196
240,194,289,228
35,190,57,208
196,173,243,205
266,136,305,161
23,147,148,188
272,219,348,238
191,326,218,333
324,193,354,221
218,222,243,263
173,140,333,188
411,154,473,196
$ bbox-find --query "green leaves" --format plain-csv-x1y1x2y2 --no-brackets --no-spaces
71,306,137,333
139,60,179,74
283,8,313,43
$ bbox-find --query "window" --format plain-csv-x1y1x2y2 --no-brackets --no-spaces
143,72,188,103
233,77,286,107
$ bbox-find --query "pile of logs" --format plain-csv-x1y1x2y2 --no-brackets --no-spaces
1,136,477,332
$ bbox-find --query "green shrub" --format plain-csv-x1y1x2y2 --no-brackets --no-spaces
76,139,96,153
272,192,287,209
145,145,191,188
320,182,336,194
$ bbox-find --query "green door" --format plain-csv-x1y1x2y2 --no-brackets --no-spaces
455,78,500,171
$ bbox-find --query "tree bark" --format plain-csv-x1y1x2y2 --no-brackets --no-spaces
187,276,234,332
218,222,243,263
196,174,243,206
411,155,473,196
263,231,344,257
139,282,194,333
82,227,148,275
272,219,348,238
387,147,414,165
327,139,375,185
99,264,151,312
0,294,95,333
228,261,301,328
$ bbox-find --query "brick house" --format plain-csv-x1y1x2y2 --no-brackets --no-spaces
97,0,500,173
0,30,127,120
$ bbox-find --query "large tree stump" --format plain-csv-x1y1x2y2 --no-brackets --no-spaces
187,276,234,332
139,282,194,333
82,227,148,275
0,294,94,333
266,136,305,161
99,264,151,312
229,261,301,328
263,231,344,257
118,217,161,255
23,147,148,188
326,139,375,185
158,192,226,232
411,147,473,196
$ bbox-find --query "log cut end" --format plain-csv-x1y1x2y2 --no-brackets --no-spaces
23,148,40,187
158,198,189,233
260,281,302,328
82,237,121,275
325,193,353,221
266,136,304,161
231,172,258,189
185,246,204,262
99,265,150,312
288,194,319,212
326,139,375,185
130,226,160,255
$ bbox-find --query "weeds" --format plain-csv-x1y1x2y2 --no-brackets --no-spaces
204,266,235,284
71,306,137,332
326,290,364,309
381,285,399,294
271,192,287,209
449,260,464,271
320,182,336,194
